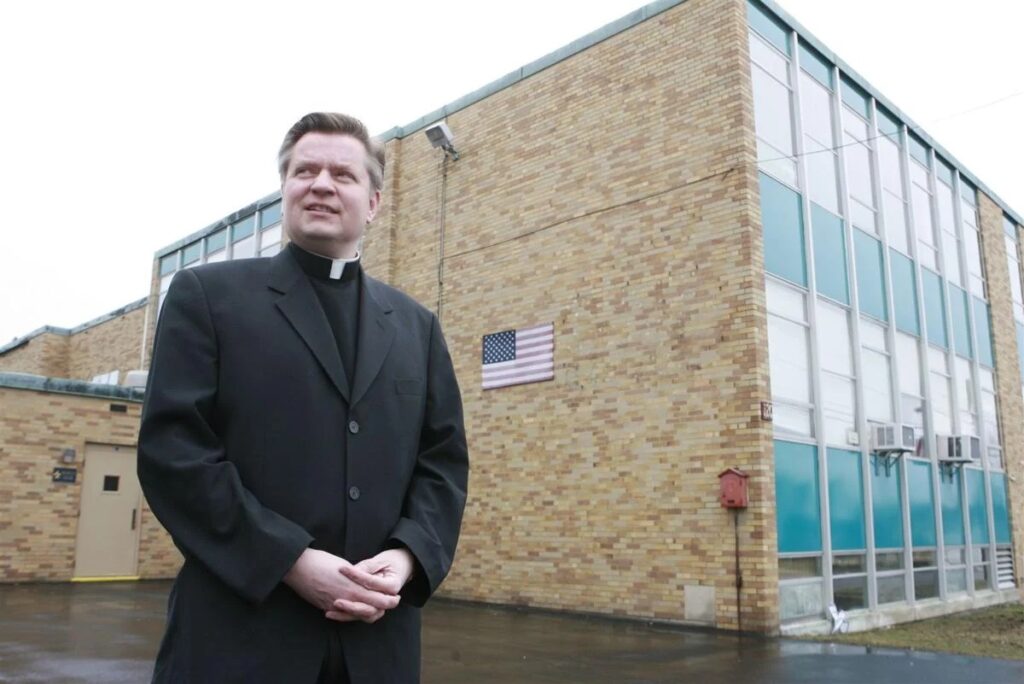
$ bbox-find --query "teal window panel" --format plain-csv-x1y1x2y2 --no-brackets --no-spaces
1016,322,1024,386
811,203,848,304
1003,214,1017,238
261,201,282,228
949,285,973,358
908,133,930,167
206,228,227,254
877,106,900,141
747,1,790,54
966,468,990,545
973,297,995,368
181,241,201,266
960,181,977,205
159,253,178,276
840,75,869,119
232,214,256,242
760,173,807,286
798,41,833,88
991,473,1011,544
890,250,920,335
940,468,965,546
908,460,937,547
871,455,904,549
775,440,822,553
854,229,888,321
922,269,948,349
827,449,866,551
936,158,954,186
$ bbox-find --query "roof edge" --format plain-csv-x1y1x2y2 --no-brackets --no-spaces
0,372,145,402
0,297,148,355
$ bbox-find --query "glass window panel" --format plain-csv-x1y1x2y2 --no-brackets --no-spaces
901,395,925,429
890,251,920,335
800,74,834,145
860,318,887,350
877,107,900,138
182,241,201,266
769,316,811,403
752,67,795,158
944,547,966,566
973,564,990,591
804,141,840,214
757,139,799,188
779,556,822,579
949,285,972,358
912,549,937,568
964,228,985,297
832,554,866,575
260,224,282,252
773,403,814,437
844,138,874,210
827,450,866,549
973,298,994,368
750,33,789,82
935,183,956,235
908,134,930,167
159,273,174,296
821,372,855,445
775,440,822,552
960,181,977,205
232,235,255,260
935,159,954,185
843,112,869,143
991,474,1011,543
872,457,904,548
921,270,948,349
854,230,888,321
839,76,869,119
1004,215,1018,238
817,301,852,375
942,230,962,287
877,575,906,604
967,468,990,545
766,278,807,321
849,199,876,236
947,568,968,594
883,192,910,254
955,356,976,415
760,173,807,285
811,204,848,303
908,461,937,546
798,41,832,88
232,215,256,242
878,138,903,194
833,575,867,611
206,249,227,264
961,198,978,229
876,552,904,571
914,569,939,599
159,253,178,276
260,242,281,258
260,201,282,228
862,348,892,422
747,1,790,55
896,332,922,396
1005,236,1023,307
206,228,227,254
929,376,953,436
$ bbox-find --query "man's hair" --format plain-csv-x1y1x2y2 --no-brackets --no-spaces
277,112,386,193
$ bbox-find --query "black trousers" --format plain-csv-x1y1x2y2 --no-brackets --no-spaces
316,628,350,684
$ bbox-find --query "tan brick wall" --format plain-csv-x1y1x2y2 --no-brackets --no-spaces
376,0,776,630
0,386,179,581
66,305,147,383
0,332,69,378
977,194,1024,591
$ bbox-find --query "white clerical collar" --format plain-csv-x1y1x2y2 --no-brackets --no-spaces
308,248,360,279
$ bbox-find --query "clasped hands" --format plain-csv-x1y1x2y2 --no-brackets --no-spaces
284,547,414,624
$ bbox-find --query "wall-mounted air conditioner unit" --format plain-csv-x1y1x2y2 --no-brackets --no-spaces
936,435,973,464
871,423,916,452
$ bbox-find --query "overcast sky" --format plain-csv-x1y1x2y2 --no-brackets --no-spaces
1,0,1021,346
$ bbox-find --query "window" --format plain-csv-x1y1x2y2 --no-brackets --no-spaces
966,468,991,590
260,201,282,228
842,109,876,235
817,300,856,445
949,285,972,359
775,439,825,621
158,253,179,311
872,454,905,604
879,134,910,254
232,215,257,260
961,184,985,297
840,76,869,119
260,224,283,258
811,204,848,304
206,228,227,263
896,332,925,435
767,279,814,437
890,250,920,335
955,357,978,438
799,71,839,213
921,269,948,349
973,297,994,368
936,179,961,286
907,460,938,600
828,449,867,612
928,347,952,437
910,160,937,271
854,230,887,321
861,318,892,423
182,241,202,267
751,42,798,187
748,1,790,55
979,368,1001,469
90,370,119,385
760,173,807,286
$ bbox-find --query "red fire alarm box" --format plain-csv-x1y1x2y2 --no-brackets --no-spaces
718,468,749,508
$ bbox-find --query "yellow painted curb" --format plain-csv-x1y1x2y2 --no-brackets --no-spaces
71,576,141,583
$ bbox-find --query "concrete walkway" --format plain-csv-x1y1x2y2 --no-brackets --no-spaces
1,581,1022,683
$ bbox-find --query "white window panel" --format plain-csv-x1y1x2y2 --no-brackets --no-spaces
909,161,929,188
843,111,869,142
901,395,925,429
896,333,922,396
935,183,956,234
844,137,875,213
804,142,840,214
862,348,893,422
206,249,227,264
769,315,812,404
752,66,795,159
883,191,910,254
750,32,789,83
878,138,903,195
960,198,978,230
849,198,876,235
260,225,283,252
821,372,856,445
955,357,977,437
160,273,174,295
766,278,807,321
757,139,799,188
929,370,953,436
260,242,281,258
774,403,814,438
817,301,852,375
800,74,834,146
232,235,256,260
860,318,887,351
964,228,985,296
942,230,962,286
1005,236,1023,308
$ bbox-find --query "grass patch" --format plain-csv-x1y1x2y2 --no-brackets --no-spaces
815,603,1024,661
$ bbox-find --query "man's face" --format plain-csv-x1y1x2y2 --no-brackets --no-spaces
282,132,380,258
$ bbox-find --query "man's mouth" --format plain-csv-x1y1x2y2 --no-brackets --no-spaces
306,204,338,214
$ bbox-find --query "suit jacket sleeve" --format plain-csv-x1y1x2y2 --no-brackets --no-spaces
388,313,469,606
137,269,313,604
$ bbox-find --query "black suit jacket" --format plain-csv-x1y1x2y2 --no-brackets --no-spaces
138,248,468,683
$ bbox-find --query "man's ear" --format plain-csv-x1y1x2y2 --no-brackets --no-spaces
367,190,382,223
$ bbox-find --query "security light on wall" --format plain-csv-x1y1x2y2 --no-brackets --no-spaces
424,122,460,161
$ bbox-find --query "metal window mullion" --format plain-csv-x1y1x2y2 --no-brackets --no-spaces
835,83,876,610
790,38,834,611
899,125,945,602
929,151,962,438
960,464,976,597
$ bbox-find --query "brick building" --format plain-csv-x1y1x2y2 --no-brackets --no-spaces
2,0,1020,635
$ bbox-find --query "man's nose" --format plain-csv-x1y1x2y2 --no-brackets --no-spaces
311,169,334,193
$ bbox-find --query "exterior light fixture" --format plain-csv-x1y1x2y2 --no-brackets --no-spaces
424,122,460,160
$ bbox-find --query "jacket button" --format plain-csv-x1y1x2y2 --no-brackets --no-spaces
348,486,360,501
348,420,360,434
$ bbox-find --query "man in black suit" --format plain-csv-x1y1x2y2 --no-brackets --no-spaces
138,112,469,683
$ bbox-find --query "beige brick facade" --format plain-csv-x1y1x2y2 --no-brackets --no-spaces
0,331,69,378
0,383,180,582
977,195,1024,590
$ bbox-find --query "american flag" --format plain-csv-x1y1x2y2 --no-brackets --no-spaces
481,323,554,390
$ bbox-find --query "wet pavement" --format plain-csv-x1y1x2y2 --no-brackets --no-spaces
1,581,1022,683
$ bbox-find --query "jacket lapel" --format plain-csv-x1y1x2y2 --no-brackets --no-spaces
351,276,395,407
268,250,351,401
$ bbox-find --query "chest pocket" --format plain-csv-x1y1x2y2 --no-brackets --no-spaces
395,378,424,395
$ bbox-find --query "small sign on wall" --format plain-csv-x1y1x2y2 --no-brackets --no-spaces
760,401,773,422
52,467,77,484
